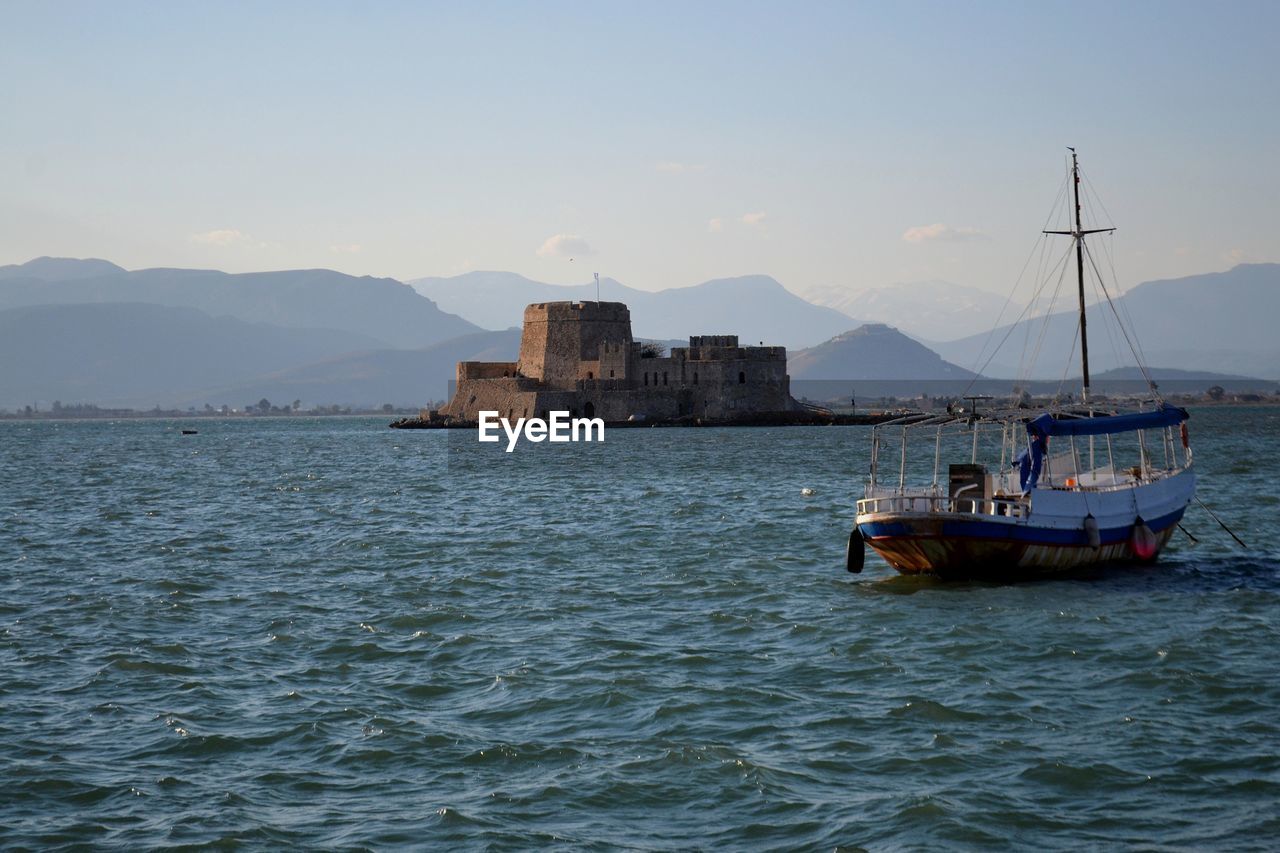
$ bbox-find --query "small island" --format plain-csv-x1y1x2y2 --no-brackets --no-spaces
391,300,896,429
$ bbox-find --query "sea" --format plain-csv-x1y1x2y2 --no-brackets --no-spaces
2,406,1278,849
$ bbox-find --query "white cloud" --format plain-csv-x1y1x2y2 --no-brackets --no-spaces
536,233,594,258
1223,247,1253,265
191,228,254,247
902,223,985,243
741,211,767,227
655,161,706,174
329,243,363,254
708,217,723,233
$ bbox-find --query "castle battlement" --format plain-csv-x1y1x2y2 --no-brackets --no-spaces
689,335,738,347
524,301,631,322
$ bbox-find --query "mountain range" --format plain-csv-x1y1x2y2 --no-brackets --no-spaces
0,257,479,349
0,256,1272,409
409,271,860,349
932,263,1280,380
0,302,386,407
788,324,977,380
179,329,523,411
800,280,1021,343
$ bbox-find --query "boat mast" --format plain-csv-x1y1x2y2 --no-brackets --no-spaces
1070,150,1090,400
1045,149,1114,403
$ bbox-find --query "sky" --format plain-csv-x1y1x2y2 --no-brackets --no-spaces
2,0,1277,299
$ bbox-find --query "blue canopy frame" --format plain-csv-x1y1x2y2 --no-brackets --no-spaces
1016,403,1188,491
1028,403,1189,439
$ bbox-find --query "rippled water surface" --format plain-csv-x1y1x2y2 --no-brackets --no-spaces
2,407,1278,848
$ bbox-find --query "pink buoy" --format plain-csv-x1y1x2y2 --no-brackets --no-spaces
1130,518,1158,561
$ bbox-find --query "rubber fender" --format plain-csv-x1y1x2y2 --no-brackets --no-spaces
1130,517,1158,561
1084,514,1101,550
846,528,865,574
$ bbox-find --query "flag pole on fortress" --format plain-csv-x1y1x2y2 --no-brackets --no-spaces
594,272,600,304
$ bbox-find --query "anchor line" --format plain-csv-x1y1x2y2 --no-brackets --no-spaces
1194,497,1248,549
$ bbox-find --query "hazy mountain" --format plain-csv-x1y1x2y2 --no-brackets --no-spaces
802,280,1022,343
1089,366,1267,383
408,271,611,329
410,272,861,349
0,302,386,409
0,260,480,349
789,324,978,380
933,264,1280,379
650,276,858,349
187,329,523,409
0,256,126,281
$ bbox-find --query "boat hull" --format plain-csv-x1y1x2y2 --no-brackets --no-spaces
856,468,1194,580
859,510,1181,579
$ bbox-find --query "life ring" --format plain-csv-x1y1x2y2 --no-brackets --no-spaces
1129,517,1158,561
1180,423,1189,449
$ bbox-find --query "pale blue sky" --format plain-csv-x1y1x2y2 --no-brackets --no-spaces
2,0,1276,297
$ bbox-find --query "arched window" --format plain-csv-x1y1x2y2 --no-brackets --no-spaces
739,371,746,384
584,401,595,418
609,370,615,378
663,372,668,386
644,373,649,386
693,372,698,385
587,371,593,380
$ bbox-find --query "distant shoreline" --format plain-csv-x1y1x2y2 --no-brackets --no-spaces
389,412,904,430
0,409,424,423
3,397,1275,425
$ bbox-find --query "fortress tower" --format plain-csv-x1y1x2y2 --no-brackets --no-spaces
517,301,633,386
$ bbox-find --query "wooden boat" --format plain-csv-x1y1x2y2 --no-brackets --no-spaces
848,151,1195,579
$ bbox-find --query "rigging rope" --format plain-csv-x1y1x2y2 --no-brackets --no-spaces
1088,246,1125,380
961,168,1071,386
960,241,1073,399
958,160,1161,404
1082,240,1160,398
1018,245,1074,390
1078,167,1156,373
1054,317,1082,405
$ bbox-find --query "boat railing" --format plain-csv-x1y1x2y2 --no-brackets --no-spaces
856,494,1028,519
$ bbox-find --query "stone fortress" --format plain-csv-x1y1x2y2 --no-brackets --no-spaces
440,301,801,423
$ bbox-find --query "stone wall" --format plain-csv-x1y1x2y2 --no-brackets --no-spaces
457,361,518,381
